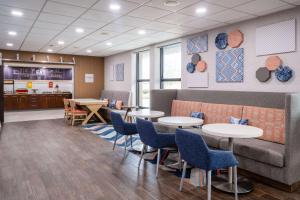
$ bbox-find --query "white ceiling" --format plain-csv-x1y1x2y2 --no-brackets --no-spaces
0,0,299,57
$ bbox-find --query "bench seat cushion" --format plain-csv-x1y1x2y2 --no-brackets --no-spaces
187,128,223,149
220,138,285,167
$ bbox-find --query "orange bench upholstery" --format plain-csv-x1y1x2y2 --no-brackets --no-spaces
242,106,285,144
171,100,202,116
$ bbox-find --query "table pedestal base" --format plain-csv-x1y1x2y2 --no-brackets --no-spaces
212,174,253,194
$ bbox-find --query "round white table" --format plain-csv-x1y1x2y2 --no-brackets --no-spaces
158,116,203,128
158,116,204,169
202,123,263,194
128,109,165,120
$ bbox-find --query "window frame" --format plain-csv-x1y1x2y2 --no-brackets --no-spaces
159,43,182,89
136,50,150,109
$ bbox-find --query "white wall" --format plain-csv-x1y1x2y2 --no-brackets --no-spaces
104,7,300,94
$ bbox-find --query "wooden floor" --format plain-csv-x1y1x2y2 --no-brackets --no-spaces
0,119,299,200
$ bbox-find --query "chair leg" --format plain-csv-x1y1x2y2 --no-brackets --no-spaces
130,135,133,148
207,170,212,200
234,166,238,200
156,149,161,178
138,144,145,169
124,136,128,155
179,161,187,191
113,132,119,150
72,116,75,126
178,152,182,170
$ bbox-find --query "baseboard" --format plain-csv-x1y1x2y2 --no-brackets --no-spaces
238,168,300,192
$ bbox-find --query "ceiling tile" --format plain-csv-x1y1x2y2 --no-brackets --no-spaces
166,26,195,35
206,9,255,23
127,6,171,20
234,0,289,15
50,0,98,8
0,5,39,19
37,13,75,25
282,0,300,5
0,0,46,11
204,0,254,8
157,13,198,25
254,4,294,16
0,15,35,26
30,27,61,36
92,0,140,14
114,16,151,27
81,9,120,23
0,39,22,50
142,21,177,31
179,2,227,17
87,30,119,41
72,18,107,30
43,1,86,17
0,23,30,33
34,21,67,30
101,23,135,33
127,0,149,4
125,28,157,36
185,17,223,29
146,0,200,12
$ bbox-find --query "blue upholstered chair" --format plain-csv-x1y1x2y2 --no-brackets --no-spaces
175,129,238,200
111,112,138,153
136,118,176,177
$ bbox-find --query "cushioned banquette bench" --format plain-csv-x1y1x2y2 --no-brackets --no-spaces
150,89,300,192
99,90,131,122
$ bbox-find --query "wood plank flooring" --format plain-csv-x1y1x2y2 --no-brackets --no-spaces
0,119,299,200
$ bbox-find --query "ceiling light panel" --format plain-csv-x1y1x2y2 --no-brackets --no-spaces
146,0,199,12
93,0,140,14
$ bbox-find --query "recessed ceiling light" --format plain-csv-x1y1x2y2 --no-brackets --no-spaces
11,10,23,17
106,42,112,46
75,28,84,33
57,40,65,45
86,49,92,53
164,0,180,7
6,43,13,47
196,7,207,14
109,3,121,11
47,49,53,52
138,30,146,35
8,31,17,36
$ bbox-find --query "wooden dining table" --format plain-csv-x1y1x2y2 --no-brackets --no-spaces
73,98,107,125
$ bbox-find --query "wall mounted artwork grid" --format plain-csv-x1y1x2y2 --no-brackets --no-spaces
187,34,208,54
115,63,124,81
216,48,244,82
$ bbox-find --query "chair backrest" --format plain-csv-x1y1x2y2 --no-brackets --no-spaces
69,100,76,111
111,112,125,135
63,99,70,109
136,118,158,148
175,129,210,170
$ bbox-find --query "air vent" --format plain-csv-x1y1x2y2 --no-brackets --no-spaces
164,0,180,7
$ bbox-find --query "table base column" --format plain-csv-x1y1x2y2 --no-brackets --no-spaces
212,174,254,194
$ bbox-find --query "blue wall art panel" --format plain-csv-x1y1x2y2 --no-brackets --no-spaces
216,48,244,82
187,34,208,54
115,63,124,81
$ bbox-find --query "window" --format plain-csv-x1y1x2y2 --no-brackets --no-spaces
160,43,182,89
136,51,150,108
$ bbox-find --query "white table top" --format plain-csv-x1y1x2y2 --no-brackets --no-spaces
128,109,165,118
158,116,203,127
202,123,263,139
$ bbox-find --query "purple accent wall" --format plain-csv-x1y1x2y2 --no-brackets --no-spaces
4,66,72,80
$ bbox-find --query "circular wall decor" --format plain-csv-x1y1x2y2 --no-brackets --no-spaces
228,29,244,48
215,33,228,49
256,67,271,82
186,62,196,73
196,61,207,72
191,53,201,65
275,66,293,82
265,56,282,71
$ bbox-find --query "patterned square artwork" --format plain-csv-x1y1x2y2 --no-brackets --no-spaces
115,63,124,81
216,48,244,82
187,34,208,54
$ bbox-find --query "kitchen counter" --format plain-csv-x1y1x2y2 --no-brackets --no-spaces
4,92,72,96
4,93,72,111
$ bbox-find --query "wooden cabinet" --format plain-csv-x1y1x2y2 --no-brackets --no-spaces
4,93,72,111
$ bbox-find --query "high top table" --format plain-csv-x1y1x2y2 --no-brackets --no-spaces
202,123,263,194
